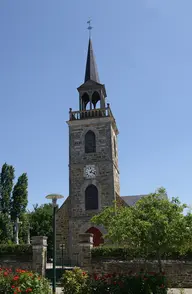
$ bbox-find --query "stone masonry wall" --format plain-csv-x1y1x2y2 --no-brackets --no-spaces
79,234,192,288
0,260,32,271
68,117,120,261
0,254,32,271
0,236,47,276
90,259,192,288
56,197,71,262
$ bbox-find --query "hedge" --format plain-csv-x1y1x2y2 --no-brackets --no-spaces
0,244,32,256
92,246,192,260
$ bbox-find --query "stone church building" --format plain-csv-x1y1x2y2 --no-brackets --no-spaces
56,37,144,264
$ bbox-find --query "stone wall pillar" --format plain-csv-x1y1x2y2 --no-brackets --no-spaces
31,236,47,276
78,233,93,271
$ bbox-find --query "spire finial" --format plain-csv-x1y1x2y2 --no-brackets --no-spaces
87,19,93,38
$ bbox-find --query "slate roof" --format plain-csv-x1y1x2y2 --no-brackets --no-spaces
121,195,148,206
84,38,100,83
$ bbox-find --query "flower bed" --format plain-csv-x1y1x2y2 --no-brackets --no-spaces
0,268,50,294
61,267,168,294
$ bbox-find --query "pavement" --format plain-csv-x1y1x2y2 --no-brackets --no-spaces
55,288,192,293
168,290,192,294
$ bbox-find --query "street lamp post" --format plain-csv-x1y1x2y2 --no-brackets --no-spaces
46,194,64,294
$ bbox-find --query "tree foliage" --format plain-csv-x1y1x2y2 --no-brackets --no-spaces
11,173,28,220
29,203,53,254
0,163,15,241
0,163,28,244
19,213,30,244
92,188,192,272
0,212,13,243
0,163,15,214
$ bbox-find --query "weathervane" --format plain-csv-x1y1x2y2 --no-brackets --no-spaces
87,19,93,38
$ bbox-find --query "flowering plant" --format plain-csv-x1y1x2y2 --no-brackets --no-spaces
61,267,89,294
89,270,168,294
61,268,168,294
0,268,51,294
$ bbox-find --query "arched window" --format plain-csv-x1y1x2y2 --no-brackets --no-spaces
85,185,98,210
85,131,96,153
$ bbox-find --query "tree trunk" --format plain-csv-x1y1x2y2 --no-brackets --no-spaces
157,250,162,273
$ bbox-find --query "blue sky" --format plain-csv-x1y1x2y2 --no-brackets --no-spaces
0,0,192,209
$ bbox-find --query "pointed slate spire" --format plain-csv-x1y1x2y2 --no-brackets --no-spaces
84,38,100,83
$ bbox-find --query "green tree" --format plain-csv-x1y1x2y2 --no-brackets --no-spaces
11,173,28,221
92,188,191,272
29,203,53,256
0,163,15,214
19,213,30,244
0,212,13,243
0,163,15,241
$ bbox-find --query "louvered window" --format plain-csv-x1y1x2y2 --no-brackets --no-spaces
85,131,96,153
85,185,98,210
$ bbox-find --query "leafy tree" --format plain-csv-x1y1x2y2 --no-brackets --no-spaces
0,163,15,241
11,173,28,221
29,203,53,255
0,164,29,244
19,213,30,244
0,212,13,243
92,188,191,272
0,163,15,214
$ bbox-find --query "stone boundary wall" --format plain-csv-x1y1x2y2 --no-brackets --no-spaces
91,259,192,288
0,260,32,271
0,236,47,276
79,233,192,288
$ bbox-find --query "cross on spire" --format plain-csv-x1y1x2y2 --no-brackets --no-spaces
87,19,93,38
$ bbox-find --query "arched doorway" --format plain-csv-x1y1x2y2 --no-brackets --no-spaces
86,227,104,247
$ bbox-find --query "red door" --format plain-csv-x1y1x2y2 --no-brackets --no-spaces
86,227,104,247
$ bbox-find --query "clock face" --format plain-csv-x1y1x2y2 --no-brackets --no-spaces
84,165,96,179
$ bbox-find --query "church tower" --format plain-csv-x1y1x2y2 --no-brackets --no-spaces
66,37,120,261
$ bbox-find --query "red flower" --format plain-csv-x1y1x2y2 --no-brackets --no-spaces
4,271,8,276
148,272,156,275
118,281,123,287
13,275,19,281
143,277,148,280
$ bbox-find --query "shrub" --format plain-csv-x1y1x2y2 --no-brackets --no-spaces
60,268,168,294
92,246,139,260
88,271,168,294
0,268,51,294
92,246,192,261
61,267,89,294
0,244,32,257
